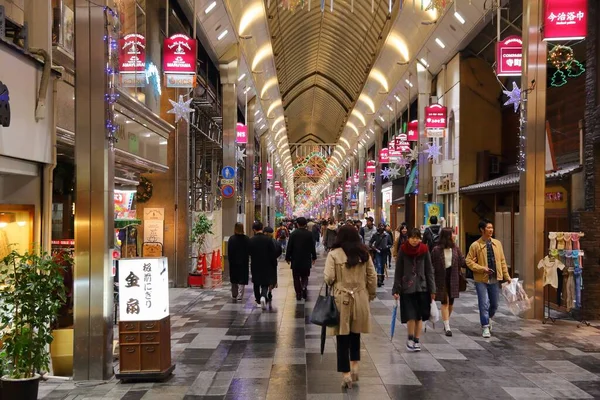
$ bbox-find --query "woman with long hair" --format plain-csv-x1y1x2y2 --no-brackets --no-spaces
431,228,466,336
324,225,377,389
392,223,409,259
227,223,250,301
392,228,436,352
324,218,338,251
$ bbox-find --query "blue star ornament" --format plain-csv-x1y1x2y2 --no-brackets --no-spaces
167,95,194,123
381,167,391,180
503,81,522,113
425,142,442,160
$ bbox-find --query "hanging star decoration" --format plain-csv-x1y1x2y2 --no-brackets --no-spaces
123,170,136,180
425,142,443,160
503,81,522,113
381,167,392,180
389,164,402,179
167,95,194,123
367,175,376,186
236,146,246,162
396,156,410,167
408,147,420,162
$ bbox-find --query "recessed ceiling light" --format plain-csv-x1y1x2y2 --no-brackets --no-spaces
243,87,251,94
379,115,385,122
125,120,131,124
205,1,216,14
420,58,429,68
143,133,151,137
254,110,260,116
394,95,401,102
257,118,263,124
217,30,228,41
405,79,414,88
435,38,446,48
260,124,266,129
238,73,246,82
454,11,466,24
387,104,393,111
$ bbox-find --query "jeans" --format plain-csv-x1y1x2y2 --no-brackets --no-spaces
253,284,269,303
374,252,384,275
475,281,499,327
336,332,361,373
293,271,309,298
574,266,582,308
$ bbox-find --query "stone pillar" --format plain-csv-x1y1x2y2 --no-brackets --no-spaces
245,98,256,234
260,135,268,222
358,147,365,218
416,64,432,227
268,153,275,226
519,0,547,319
220,47,238,243
374,124,383,225
73,0,114,381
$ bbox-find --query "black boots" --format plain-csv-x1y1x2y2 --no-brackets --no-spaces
377,274,384,287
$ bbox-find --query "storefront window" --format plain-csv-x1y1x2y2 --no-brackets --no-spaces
114,110,168,166
0,206,34,258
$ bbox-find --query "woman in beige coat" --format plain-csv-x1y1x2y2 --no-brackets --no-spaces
324,225,377,389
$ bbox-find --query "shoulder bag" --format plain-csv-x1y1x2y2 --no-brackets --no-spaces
310,283,339,327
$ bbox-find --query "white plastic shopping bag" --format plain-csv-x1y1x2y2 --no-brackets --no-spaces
501,278,532,316
429,300,440,323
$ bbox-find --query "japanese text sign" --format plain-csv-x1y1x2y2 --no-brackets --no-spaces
543,0,587,41
119,258,169,322
425,104,447,129
236,123,248,144
163,34,196,74
120,34,146,73
379,148,389,164
407,120,419,141
366,160,376,173
395,134,411,152
496,36,522,76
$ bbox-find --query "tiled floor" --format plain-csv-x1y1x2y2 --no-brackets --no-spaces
40,252,600,399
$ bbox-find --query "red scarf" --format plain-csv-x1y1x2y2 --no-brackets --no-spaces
401,241,428,257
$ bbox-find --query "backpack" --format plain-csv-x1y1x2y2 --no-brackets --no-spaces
427,227,440,249
277,228,287,239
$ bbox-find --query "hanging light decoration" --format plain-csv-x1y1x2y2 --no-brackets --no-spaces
548,45,574,69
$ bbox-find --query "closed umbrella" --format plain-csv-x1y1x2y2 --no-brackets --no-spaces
390,299,399,340
319,285,330,360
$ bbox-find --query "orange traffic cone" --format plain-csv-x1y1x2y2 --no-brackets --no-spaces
200,253,208,275
210,251,217,271
216,249,222,269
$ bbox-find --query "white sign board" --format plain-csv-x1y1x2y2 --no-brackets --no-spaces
118,257,169,321
143,208,165,220
143,219,164,243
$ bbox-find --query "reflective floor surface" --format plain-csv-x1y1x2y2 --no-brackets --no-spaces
40,252,600,399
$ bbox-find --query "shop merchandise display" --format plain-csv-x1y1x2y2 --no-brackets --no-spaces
542,232,588,325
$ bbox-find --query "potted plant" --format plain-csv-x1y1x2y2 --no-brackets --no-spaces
188,215,213,286
0,249,66,399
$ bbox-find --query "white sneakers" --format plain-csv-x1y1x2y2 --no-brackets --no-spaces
260,296,267,310
406,340,422,352
482,327,491,338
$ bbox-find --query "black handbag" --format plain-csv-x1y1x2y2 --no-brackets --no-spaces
310,283,340,327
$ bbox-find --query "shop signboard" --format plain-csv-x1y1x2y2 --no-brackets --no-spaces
274,181,281,190
543,0,587,41
143,220,164,244
163,34,196,74
379,148,389,164
496,35,522,76
407,120,419,141
118,257,169,322
425,104,447,129
120,73,146,88
395,134,411,152
236,123,248,144
165,74,195,88
426,128,445,139
258,163,274,180
366,160,376,173
119,34,146,73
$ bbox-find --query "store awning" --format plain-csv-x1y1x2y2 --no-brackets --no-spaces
460,163,581,194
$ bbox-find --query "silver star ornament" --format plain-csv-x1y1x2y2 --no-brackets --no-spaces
381,167,392,180
389,164,402,179
367,175,375,186
408,147,420,162
503,81,522,113
236,146,246,162
425,142,443,160
167,95,194,123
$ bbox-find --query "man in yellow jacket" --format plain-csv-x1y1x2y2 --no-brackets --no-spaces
466,219,511,338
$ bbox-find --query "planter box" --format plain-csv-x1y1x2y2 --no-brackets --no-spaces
188,274,204,288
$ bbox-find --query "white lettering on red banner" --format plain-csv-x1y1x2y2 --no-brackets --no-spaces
543,0,587,41
379,148,389,164
120,34,146,73
407,120,419,141
496,36,522,76
366,160,376,173
163,34,196,74
425,104,448,129
236,123,248,144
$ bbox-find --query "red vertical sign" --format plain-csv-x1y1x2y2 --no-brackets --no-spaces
163,34,196,74
495,36,523,76
543,0,587,41
407,120,419,141
119,34,146,72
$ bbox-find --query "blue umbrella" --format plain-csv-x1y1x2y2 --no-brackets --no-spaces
390,299,399,340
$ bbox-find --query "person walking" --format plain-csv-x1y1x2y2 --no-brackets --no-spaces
312,220,321,249
227,223,250,302
392,228,436,352
466,219,511,338
324,218,338,251
369,224,391,287
385,224,394,269
264,226,282,303
286,217,317,300
248,221,277,310
361,217,377,246
324,225,377,389
423,215,441,252
392,223,408,259
275,223,289,256
431,228,466,337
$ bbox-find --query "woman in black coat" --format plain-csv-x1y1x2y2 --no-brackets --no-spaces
228,223,250,301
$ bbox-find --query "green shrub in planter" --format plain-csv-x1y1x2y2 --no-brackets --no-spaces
0,249,66,399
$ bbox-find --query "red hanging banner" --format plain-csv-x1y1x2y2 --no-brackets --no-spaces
120,34,146,72
366,160,376,173
236,123,248,144
163,34,196,74
543,0,587,41
395,134,411,153
425,104,448,129
407,120,419,141
379,148,389,164
495,36,522,76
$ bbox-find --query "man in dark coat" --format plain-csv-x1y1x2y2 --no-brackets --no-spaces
249,221,277,309
285,217,317,300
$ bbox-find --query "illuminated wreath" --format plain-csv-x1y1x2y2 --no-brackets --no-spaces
136,177,153,203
